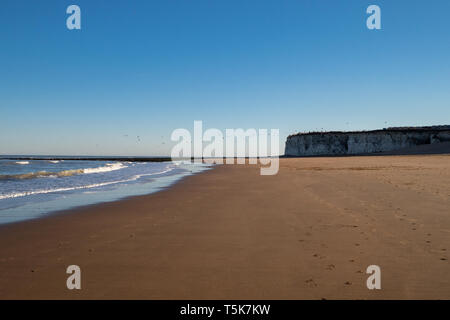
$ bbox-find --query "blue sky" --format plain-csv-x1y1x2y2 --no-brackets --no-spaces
1,0,449,156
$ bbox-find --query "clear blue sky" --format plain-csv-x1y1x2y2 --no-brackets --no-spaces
1,0,449,156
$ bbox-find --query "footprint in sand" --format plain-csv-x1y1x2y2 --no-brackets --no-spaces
326,264,335,270
344,281,352,285
305,279,318,287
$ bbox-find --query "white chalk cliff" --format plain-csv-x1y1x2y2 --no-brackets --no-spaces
285,126,450,156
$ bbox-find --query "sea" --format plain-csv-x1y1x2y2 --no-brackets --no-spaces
0,157,210,225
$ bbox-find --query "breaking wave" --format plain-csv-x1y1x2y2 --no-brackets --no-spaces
0,162,127,181
0,167,175,200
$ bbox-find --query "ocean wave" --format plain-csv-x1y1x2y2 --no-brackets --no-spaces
15,161,29,165
0,162,128,180
0,166,175,200
83,163,126,174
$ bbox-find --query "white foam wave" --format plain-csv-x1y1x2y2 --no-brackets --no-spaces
82,162,127,174
0,162,128,180
15,161,29,165
0,166,176,200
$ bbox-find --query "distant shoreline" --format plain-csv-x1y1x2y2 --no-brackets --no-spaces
0,156,173,162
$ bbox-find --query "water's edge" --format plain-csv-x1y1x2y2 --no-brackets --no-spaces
0,160,213,226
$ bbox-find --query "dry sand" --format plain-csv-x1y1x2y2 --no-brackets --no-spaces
0,155,449,299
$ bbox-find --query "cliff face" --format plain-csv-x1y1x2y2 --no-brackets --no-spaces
285,127,450,156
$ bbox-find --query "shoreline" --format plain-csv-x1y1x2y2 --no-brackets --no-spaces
0,161,211,225
0,164,214,229
0,155,449,299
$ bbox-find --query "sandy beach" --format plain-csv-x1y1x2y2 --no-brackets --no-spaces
0,155,449,299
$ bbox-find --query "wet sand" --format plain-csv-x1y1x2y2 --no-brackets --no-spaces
0,155,449,299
